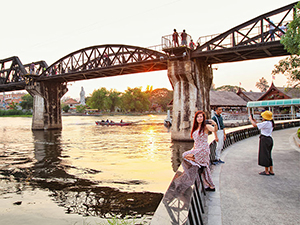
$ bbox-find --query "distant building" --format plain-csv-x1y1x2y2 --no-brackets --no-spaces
236,88,264,102
63,98,80,112
210,90,248,110
257,82,300,100
0,92,27,109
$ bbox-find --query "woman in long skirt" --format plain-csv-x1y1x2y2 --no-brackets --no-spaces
249,110,275,176
182,110,218,191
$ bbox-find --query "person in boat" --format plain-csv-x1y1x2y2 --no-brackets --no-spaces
120,119,123,123
110,120,114,123
106,119,109,122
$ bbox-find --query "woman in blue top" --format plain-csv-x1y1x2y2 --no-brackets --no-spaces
249,111,275,176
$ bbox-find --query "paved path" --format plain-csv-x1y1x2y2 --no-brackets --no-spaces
207,127,300,225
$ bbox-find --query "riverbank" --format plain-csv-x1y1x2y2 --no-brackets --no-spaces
62,111,168,116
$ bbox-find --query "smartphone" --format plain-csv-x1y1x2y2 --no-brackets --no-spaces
250,114,254,119
205,119,211,124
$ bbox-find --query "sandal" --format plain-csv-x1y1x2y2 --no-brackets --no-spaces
259,171,270,176
269,172,275,175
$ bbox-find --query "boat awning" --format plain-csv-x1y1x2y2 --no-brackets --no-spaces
247,98,300,108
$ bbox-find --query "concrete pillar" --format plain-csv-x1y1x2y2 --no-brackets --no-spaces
167,59,212,141
26,81,68,130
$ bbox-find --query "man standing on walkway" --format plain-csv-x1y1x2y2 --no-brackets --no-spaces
212,107,226,164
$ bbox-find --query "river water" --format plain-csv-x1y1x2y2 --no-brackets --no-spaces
0,115,196,224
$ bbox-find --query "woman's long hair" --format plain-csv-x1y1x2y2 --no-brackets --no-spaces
191,110,206,138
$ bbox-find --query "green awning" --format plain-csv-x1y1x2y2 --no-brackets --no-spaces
247,99,300,108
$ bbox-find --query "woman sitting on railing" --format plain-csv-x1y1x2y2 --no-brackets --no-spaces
182,110,218,191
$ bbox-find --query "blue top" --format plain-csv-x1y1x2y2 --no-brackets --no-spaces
212,114,225,130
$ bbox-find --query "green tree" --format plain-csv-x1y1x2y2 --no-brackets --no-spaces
107,89,121,112
121,87,150,112
76,105,87,113
273,2,300,86
255,77,269,92
62,103,70,113
272,56,300,87
280,2,300,55
86,87,109,111
149,88,173,111
9,102,18,110
19,94,33,110
215,85,246,93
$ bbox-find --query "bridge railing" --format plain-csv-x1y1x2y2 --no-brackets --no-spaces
196,20,291,51
161,32,193,50
195,1,296,53
151,119,300,225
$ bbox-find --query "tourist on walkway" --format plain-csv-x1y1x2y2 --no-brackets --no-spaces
212,107,226,165
181,29,187,46
182,110,217,191
172,29,179,47
249,111,275,176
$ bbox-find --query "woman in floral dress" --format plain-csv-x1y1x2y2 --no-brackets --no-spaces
182,110,217,191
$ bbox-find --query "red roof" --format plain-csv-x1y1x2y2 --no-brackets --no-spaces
64,99,79,104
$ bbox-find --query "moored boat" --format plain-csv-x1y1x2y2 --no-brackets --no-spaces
95,121,133,126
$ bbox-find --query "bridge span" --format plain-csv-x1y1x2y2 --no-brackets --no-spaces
0,1,297,140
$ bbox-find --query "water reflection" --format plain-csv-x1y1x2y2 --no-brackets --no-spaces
0,115,199,221
1,129,163,218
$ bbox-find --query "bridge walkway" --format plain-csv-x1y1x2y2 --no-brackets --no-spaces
208,127,300,225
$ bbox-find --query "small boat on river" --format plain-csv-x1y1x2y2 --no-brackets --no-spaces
95,121,133,126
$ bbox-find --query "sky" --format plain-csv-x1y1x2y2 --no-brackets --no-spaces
0,0,296,100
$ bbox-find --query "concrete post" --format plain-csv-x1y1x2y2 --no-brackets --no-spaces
167,59,212,141
26,81,68,130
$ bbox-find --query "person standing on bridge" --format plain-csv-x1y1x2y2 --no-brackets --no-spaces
189,39,196,50
182,110,217,191
181,29,187,46
172,29,179,47
249,111,275,176
267,18,275,41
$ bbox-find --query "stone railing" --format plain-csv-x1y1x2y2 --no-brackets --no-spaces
151,119,300,225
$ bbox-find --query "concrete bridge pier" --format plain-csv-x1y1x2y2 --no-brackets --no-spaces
168,59,213,141
26,81,68,130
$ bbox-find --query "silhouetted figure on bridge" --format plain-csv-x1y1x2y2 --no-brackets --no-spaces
279,23,288,37
103,54,111,67
267,18,275,41
181,29,187,46
189,39,196,50
30,62,35,75
172,29,179,47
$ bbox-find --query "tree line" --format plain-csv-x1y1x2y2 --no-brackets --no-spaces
63,86,173,113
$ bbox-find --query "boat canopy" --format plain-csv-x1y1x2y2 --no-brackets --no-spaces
247,98,300,108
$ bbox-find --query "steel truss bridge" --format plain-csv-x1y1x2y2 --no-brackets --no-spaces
0,1,297,92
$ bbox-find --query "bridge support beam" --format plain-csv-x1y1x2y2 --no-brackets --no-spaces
168,59,212,141
26,81,68,130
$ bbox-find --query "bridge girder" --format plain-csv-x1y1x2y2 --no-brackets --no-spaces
0,57,48,92
192,1,297,64
38,44,168,83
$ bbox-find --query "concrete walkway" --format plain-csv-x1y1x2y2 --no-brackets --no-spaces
207,127,300,225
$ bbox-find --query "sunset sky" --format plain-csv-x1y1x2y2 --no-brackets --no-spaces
0,0,295,99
